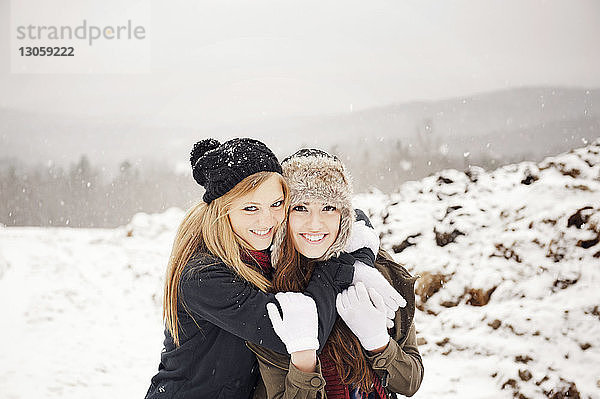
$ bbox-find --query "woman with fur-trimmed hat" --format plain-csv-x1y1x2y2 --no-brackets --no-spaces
247,149,424,399
145,139,402,399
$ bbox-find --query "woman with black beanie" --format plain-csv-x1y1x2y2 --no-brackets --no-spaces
145,138,400,399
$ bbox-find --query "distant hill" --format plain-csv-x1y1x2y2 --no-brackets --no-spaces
244,86,600,158
1,86,599,175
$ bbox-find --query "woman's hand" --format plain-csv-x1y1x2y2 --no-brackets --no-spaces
352,261,406,318
266,292,319,354
336,282,391,351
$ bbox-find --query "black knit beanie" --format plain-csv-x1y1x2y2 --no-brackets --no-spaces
190,138,282,204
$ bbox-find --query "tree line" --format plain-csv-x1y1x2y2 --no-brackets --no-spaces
1,126,532,228
330,121,532,195
0,156,201,228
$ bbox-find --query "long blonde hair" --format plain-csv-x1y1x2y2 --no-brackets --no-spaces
164,171,289,346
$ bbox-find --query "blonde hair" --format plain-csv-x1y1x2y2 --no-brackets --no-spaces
163,171,289,346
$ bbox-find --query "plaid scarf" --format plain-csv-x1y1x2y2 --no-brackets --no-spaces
319,341,386,399
240,249,272,278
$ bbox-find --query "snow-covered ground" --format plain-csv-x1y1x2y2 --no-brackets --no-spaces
1,140,599,399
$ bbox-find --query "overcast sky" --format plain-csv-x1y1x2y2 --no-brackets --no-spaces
1,0,599,128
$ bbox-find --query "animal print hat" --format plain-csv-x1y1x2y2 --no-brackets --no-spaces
271,149,354,265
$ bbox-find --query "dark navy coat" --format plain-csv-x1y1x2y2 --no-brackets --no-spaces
145,251,356,399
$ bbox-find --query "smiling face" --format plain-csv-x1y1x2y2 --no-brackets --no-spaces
228,174,286,251
288,201,341,259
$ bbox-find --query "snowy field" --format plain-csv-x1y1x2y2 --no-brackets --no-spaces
1,140,599,399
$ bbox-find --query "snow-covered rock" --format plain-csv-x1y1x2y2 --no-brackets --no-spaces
354,138,600,398
122,207,185,240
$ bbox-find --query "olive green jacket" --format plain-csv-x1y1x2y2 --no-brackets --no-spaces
247,249,424,398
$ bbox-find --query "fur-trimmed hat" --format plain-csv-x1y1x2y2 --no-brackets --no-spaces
190,138,282,204
271,149,355,265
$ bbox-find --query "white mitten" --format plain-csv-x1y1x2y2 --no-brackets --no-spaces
336,282,390,351
352,261,407,314
345,220,380,255
266,292,319,354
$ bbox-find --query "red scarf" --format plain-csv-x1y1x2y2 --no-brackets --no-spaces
240,249,272,277
320,341,386,399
